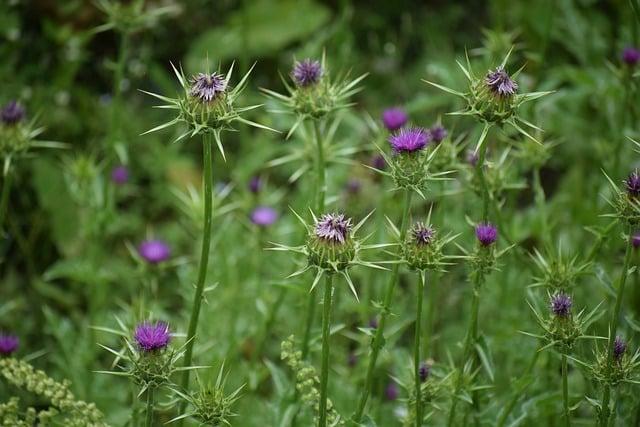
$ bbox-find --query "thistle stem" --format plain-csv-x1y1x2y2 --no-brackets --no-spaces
414,270,426,426
0,172,12,237
179,133,214,415
353,189,413,422
318,274,334,427
475,135,490,222
599,225,634,426
562,353,570,427
144,387,155,427
110,31,129,149
533,167,548,238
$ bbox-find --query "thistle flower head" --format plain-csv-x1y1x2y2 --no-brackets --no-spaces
111,165,129,185
475,223,497,246
314,213,352,244
138,239,171,264
419,362,431,382
633,232,640,249
429,125,447,144
614,336,628,361
466,150,479,166
248,176,262,193
1,101,25,125
388,127,430,153
550,293,572,317
626,170,640,197
0,334,19,355
403,221,456,271
291,59,323,87
251,206,278,227
385,382,399,401
134,321,171,352
623,46,640,66
189,72,228,103
412,222,435,245
485,67,518,97
382,107,408,131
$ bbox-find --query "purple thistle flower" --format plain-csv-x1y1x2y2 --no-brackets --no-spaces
550,293,572,317
134,321,171,352
0,334,19,355
138,239,171,264
466,150,479,167
291,59,323,87
475,223,497,246
388,127,430,153
189,72,227,103
614,336,627,361
314,213,352,244
371,154,386,170
1,101,25,125
251,206,278,227
385,382,399,401
111,165,129,185
412,222,435,245
382,107,409,131
633,232,640,249
625,170,640,197
485,67,518,97
248,176,262,194
419,361,431,382
622,47,640,66
430,125,447,144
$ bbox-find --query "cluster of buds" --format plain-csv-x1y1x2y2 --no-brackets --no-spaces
590,336,640,386
281,336,344,425
401,221,458,271
262,54,367,130
605,169,640,226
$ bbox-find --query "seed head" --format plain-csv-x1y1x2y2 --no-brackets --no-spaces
419,361,431,382
134,321,171,352
138,239,171,264
626,170,640,197
314,213,352,244
111,165,129,185
475,223,497,246
388,127,430,153
485,67,518,97
614,336,627,361
189,72,227,103
429,125,447,144
1,101,25,125
382,107,408,131
412,222,435,245
622,47,640,66
251,206,278,227
550,293,572,317
291,59,323,87
0,334,19,355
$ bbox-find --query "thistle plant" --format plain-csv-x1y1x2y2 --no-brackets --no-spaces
392,361,450,426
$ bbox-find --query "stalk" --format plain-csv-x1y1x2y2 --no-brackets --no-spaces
562,354,570,427
144,387,155,427
475,140,490,222
110,31,130,148
0,172,12,237
353,189,413,422
414,270,426,426
179,134,214,414
533,167,548,238
599,225,634,426
318,274,334,427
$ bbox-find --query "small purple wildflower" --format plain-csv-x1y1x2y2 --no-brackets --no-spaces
466,150,479,167
388,127,430,153
419,361,431,382
251,206,278,227
625,170,640,197
382,107,408,131
248,176,262,194
550,293,572,317
189,73,227,103
346,179,362,194
412,222,435,245
111,165,129,185
385,382,399,401
134,321,171,352
0,334,19,355
475,223,497,246
314,213,352,244
614,336,627,361
633,232,640,249
138,239,171,264
430,125,447,144
291,59,323,87
485,67,518,97
622,47,640,66
371,154,386,170
1,101,25,125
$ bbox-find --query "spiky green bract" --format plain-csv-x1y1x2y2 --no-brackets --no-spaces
261,53,367,136
141,62,275,160
281,336,344,426
95,0,179,34
371,142,453,198
587,343,640,388
392,363,451,426
458,226,510,283
603,170,640,226
423,48,552,150
168,365,244,426
465,148,526,198
524,295,603,352
530,246,591,291
269,209,388,300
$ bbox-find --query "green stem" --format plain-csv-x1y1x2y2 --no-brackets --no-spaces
562,354,570,427
496,344,541,427
179,134,214,414
0,171,12,237
475,135,490,222
144,387,155,427
353,190,413,423
599,225,634,426
256,287,287,359
318,275,334,427
414,270,426,426
110,31,130,149
533,167,548,238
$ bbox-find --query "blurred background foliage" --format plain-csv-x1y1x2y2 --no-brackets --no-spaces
1,0,640,425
